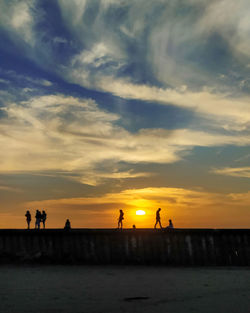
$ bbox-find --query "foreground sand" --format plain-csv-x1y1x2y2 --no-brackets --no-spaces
0,265,249,313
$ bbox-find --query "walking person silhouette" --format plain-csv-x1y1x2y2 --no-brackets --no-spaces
25,210,31,229
154,208,162,229
41,210,47,229
118,210,124,229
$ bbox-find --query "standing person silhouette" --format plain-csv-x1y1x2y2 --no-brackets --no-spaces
154,208,162,229
41,210,47,229
118,210,124,229
35,210,41,229
25,210,31,229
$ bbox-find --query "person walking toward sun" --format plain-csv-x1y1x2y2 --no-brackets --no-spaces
154,208,162,229
118,209,124,229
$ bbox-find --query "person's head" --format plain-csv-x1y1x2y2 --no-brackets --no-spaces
169,219,171,222
158,208,161,211
26,210,30,213
42,210,45,213
120,209,122,213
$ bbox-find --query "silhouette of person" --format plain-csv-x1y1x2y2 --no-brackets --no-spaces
133,224,136,229
166,219,174,229
25,210,31,229
35,210,41,229
41,210,47,229
118,210,124,229
154,208,162,229
64,219,71,230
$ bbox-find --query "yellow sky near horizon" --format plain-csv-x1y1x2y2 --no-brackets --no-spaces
1,187,250,229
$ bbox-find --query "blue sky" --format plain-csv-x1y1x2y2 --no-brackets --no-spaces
0,0,250,228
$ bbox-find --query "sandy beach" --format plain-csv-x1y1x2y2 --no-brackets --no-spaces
0,265,249,313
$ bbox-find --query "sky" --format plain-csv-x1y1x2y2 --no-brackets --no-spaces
0,0,250,229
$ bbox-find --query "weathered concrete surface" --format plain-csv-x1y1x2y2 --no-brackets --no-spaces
0,265,250,313
0,229,249,265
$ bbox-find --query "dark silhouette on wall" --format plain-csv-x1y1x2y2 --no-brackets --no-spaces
154,208,162,229
118,210,124,229
166,219,174,229
133,224,136,229
41,210,47,229
25,210,31,229
64,219,71,230
35,210,42,229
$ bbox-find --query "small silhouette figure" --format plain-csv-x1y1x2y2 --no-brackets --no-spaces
35,210,42,229
133,224,136,229
118,210,124,229
25,210,31,229
154,208,162,229
41,210,47,229
166,219,174,229
64,219,71,230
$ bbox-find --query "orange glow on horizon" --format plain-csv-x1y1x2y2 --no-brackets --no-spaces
1,186,250,229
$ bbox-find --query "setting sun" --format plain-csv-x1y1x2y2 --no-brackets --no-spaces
136,210,146,216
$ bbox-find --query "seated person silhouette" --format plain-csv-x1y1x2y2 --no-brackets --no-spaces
166,219,174,229
64,219,71,230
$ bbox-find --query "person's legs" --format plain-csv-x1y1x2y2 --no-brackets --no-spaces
27,220,30,229
154,220,159,228
159,220,162,229
118,219,123,229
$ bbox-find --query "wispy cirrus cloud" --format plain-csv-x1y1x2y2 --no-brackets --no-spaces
198,0,250,59
213,167,250,178
95,78,250,132
0,185,21,192
0,0,36,45
1,0,250,133
54,0,250,132
1,0,250,228
1,93,249,186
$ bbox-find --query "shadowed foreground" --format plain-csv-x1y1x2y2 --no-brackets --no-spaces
0,265,249,313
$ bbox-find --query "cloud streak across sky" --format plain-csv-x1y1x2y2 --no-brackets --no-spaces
0,0,249,228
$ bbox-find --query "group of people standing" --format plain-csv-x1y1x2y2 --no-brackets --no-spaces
25,210,47,229
118,208,174,230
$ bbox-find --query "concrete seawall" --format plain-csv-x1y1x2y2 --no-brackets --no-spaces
0,229,249,265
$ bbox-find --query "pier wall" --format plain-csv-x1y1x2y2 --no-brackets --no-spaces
0,229,249,265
